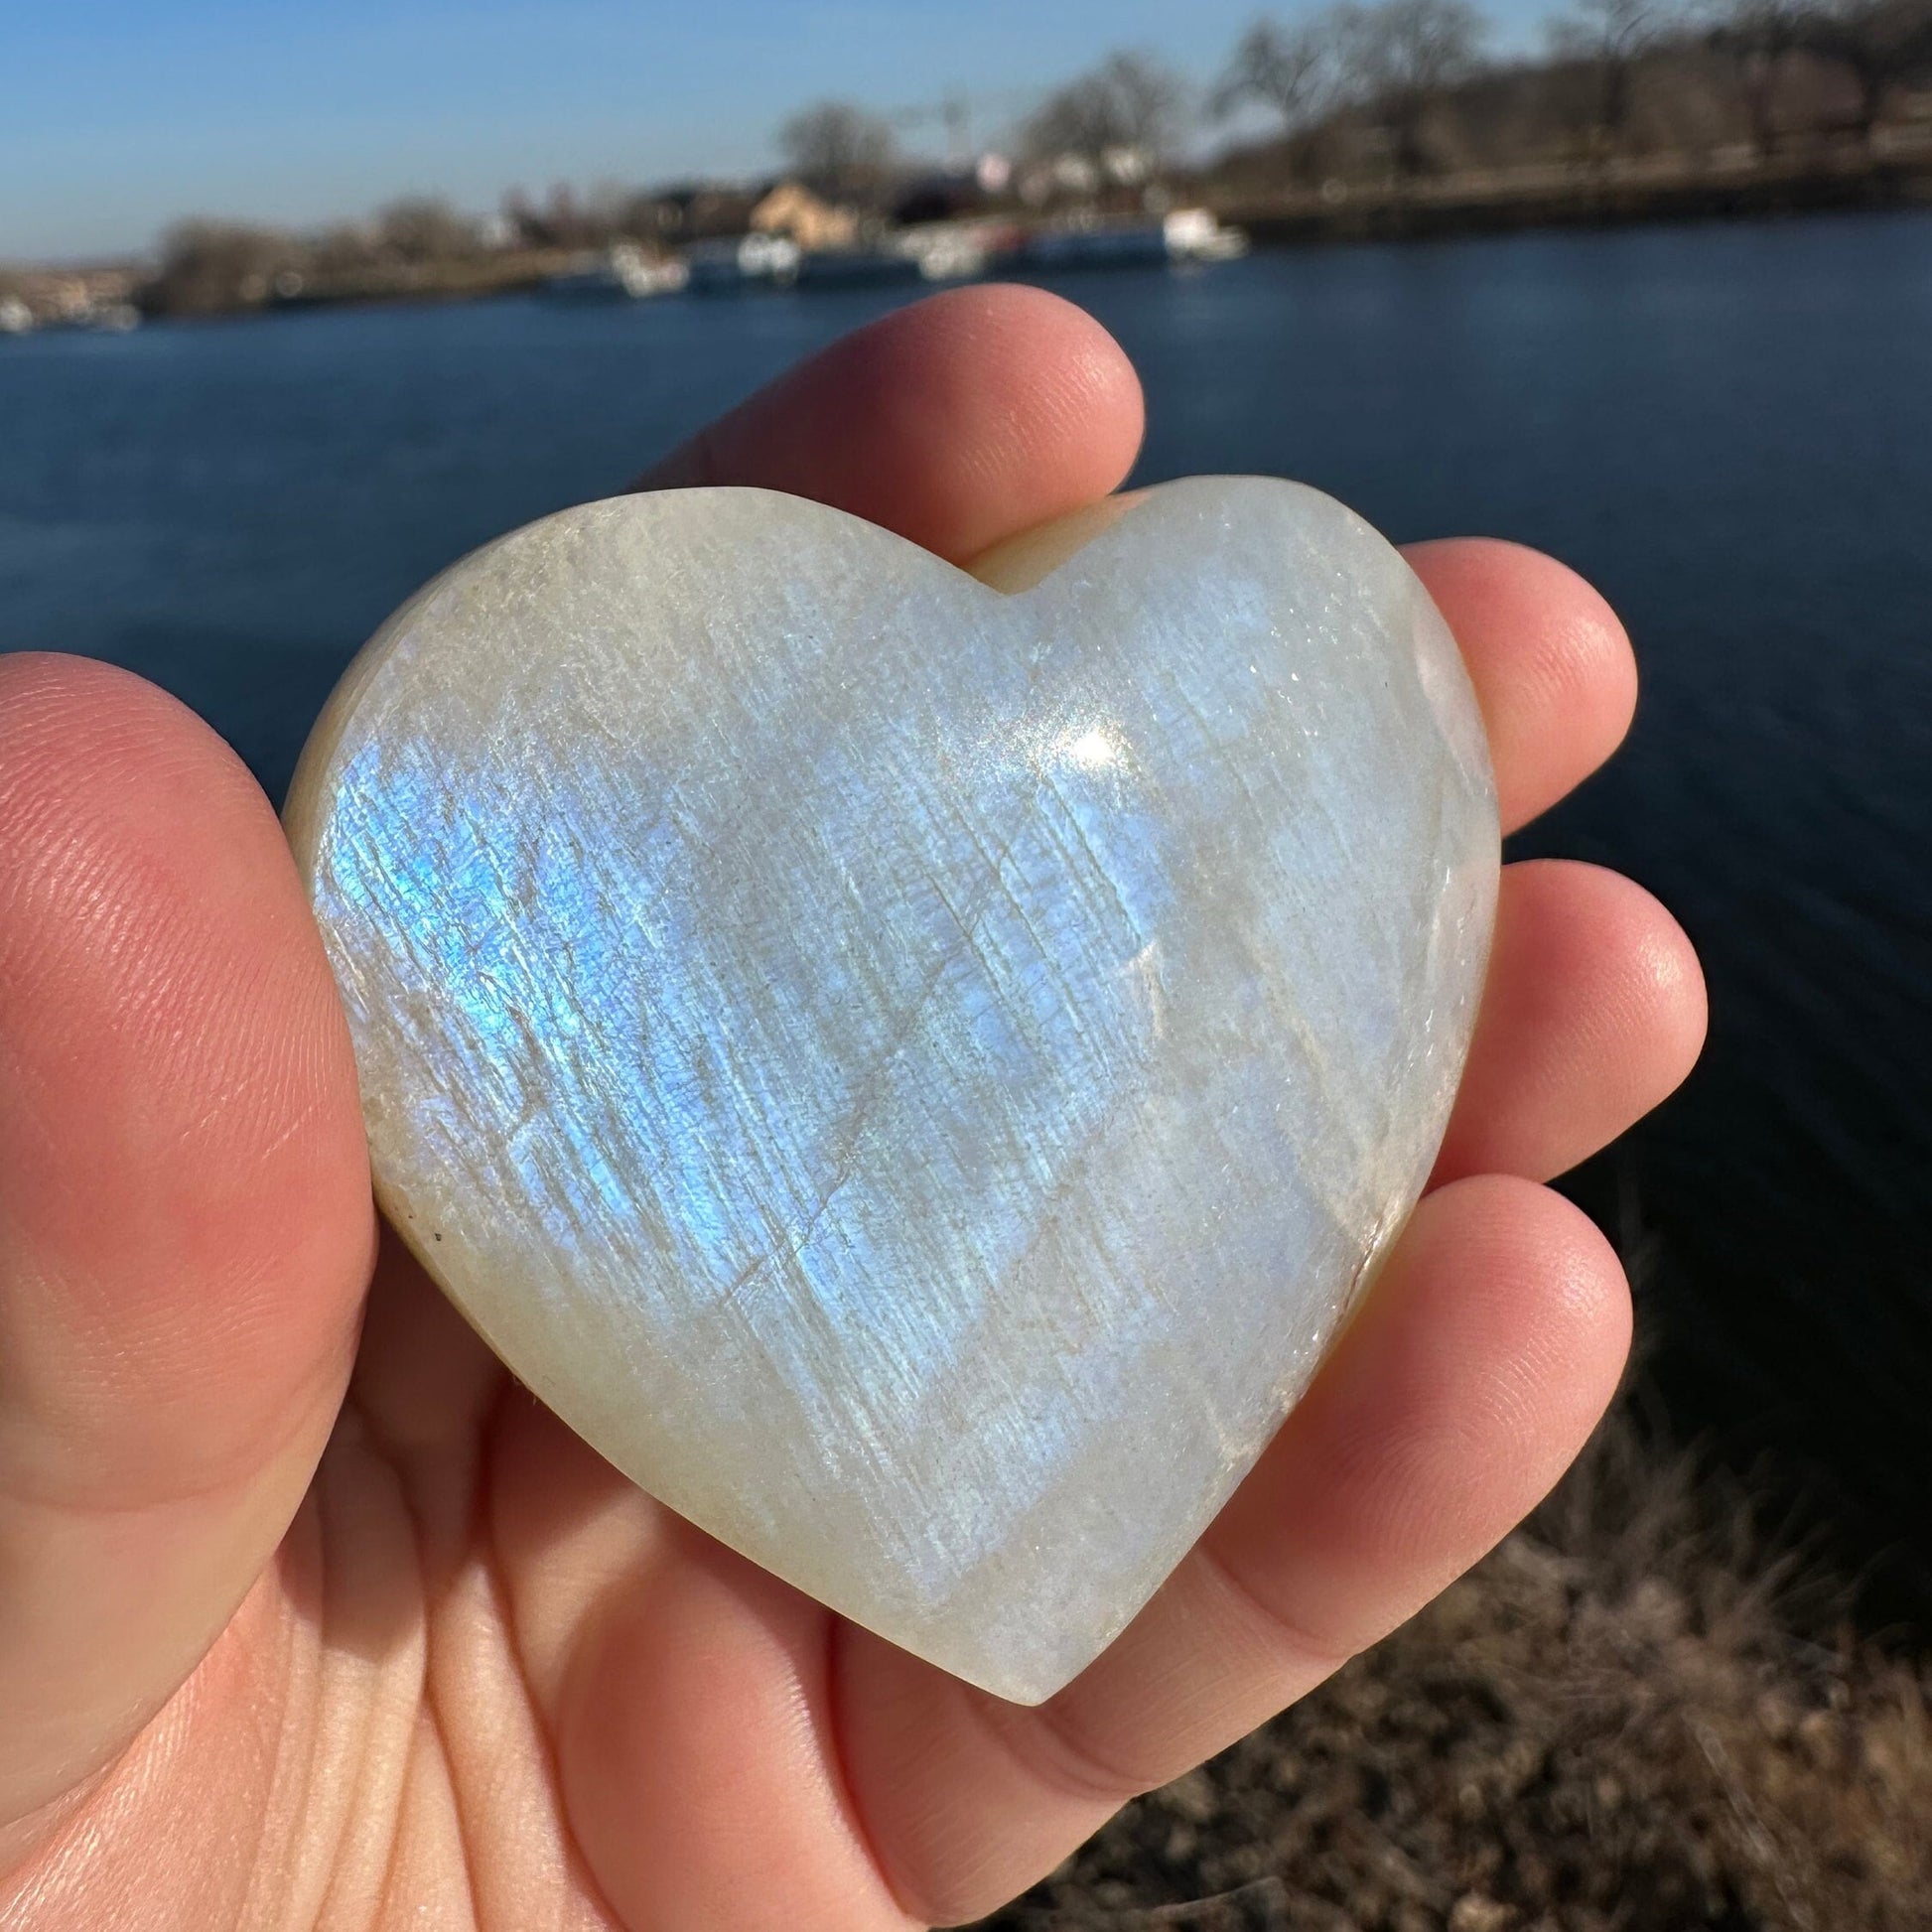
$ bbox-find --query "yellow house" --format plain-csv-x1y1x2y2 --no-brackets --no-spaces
750,181,861,253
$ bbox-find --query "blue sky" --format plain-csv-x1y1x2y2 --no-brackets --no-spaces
8,0,1548,261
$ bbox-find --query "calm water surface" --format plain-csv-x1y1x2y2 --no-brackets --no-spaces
4,213,1929,1596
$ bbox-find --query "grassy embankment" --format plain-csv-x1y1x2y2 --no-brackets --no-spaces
985,1392,1932,1930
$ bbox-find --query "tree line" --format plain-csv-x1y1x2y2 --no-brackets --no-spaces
1196,0,1932,180
778,0,1932,194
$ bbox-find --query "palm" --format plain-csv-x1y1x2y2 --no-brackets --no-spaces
0,289,1702,1931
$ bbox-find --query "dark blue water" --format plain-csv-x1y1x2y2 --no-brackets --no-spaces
5,214,1930,1601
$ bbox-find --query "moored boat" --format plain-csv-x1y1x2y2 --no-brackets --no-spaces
542,244,688,302
1164,207,1250,262
895,219,1019,283
1016,208,1249,272
684,233,801,293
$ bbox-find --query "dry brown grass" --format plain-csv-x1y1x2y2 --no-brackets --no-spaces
983,1406,1932,1931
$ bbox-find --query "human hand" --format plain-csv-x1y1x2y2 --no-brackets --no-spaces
0,287,1704,1929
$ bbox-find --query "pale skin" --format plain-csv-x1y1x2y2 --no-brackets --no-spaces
0,287,1705,1930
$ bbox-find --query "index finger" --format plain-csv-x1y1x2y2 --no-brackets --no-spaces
633,283,1145,564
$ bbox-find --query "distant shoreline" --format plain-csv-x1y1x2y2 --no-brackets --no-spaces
6,143,1929,330
219,163,1932,320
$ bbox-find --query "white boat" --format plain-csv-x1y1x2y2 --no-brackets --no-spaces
895,220,1006,282
542,244,688,302
0,295,35,335
684,233,801,293
1018,208,1249,272
1164,207,1250,262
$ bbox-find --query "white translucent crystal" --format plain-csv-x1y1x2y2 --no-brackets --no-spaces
284,479,1497,1704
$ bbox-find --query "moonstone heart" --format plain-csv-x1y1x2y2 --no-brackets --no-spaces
285,477,1497,1704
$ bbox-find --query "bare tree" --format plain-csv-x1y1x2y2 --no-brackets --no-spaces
1334,0,1492,177
1799,0,1932,141
1021,51,1191,173
375,198,478,263
1708,0,1810,153
1213,16,1340,135
1548,0,1679,152
778,100,899,199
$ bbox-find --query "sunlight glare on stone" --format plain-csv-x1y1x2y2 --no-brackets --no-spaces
1062,724,1121,769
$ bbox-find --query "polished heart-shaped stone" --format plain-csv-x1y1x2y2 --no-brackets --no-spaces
285,478,1497,1704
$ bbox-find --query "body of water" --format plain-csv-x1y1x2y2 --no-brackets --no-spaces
5,212,1929,1602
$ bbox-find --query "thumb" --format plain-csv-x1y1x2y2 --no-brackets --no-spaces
0,655,373,1859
